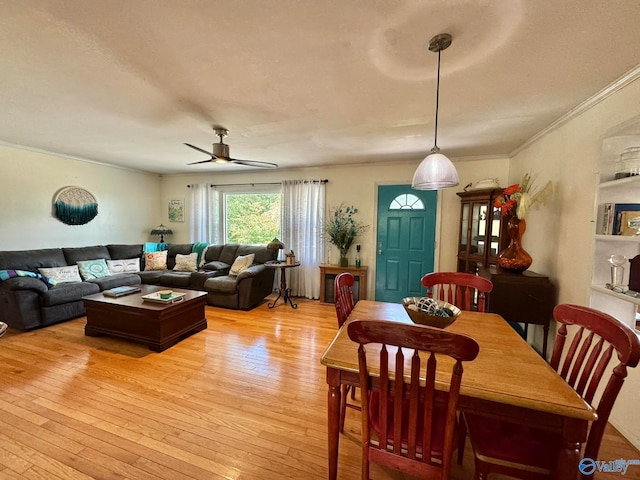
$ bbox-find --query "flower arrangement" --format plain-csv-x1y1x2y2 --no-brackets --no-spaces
494,173,553,219
323,203,368,263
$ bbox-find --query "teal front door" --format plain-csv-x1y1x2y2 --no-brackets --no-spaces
375,185,437,303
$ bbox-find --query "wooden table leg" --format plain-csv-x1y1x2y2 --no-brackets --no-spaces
555,418,586,479
327,368,341,480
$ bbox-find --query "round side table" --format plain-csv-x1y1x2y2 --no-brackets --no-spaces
264,261,301,309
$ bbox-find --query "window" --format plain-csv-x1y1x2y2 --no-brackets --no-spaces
222,190,281,244
389,194,425,210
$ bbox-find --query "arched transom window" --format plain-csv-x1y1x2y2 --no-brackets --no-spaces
389,194,425,210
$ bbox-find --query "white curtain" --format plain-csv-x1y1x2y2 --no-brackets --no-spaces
189,184,221,243
281,179,326,299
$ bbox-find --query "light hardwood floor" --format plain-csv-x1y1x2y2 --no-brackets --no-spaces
0,296,638,479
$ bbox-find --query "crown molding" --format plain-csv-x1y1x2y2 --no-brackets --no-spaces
510,64,640,157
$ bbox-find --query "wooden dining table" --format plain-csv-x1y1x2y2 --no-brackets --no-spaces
320,300,596,480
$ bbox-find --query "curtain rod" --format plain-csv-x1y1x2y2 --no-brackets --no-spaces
187,179,328,187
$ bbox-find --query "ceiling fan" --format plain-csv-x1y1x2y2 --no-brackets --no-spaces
185,127,278,169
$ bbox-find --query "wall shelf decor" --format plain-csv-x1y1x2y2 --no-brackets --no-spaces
53,186,98,225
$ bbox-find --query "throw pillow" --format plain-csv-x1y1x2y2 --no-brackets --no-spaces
173,252,198,272
77,259,112,280
106,258,141,274
229,253,255,276
38,265,82,283
144,250,168,271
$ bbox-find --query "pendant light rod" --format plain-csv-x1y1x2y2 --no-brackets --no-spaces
428,33,452,153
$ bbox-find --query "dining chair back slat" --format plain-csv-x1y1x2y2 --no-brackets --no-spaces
421,272,493,312
348,320,479,480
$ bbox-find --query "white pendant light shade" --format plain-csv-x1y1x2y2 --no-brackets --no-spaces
411,152,459,190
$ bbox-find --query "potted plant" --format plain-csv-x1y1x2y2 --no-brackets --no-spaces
323,203,368,267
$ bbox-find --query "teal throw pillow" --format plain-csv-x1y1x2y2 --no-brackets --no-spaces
77,259,112,280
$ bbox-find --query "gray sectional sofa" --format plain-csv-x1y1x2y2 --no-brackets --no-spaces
0,243,277,331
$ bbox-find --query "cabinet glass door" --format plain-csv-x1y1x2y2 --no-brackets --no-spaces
471,203,487,257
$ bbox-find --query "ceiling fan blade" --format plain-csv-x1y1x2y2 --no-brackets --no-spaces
187,158,214,165
184,142,216,157
230,158,279,168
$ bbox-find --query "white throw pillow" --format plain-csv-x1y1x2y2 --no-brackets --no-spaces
229,253,255,276
106,258,141,274
174,252,198,272
38,265,82,283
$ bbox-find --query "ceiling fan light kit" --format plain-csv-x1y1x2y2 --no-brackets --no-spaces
185,127,278,169
412,33,459,191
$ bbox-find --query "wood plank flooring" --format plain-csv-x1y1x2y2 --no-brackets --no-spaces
0,296,638,479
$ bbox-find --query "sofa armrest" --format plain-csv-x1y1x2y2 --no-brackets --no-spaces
236,264,265,281
0,277,49,294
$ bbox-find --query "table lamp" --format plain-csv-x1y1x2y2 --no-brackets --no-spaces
150,224,173,243
267,237,284,263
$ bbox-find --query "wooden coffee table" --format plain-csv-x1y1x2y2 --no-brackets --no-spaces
83,285,207,352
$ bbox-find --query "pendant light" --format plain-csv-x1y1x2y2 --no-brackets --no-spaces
411,33,459,190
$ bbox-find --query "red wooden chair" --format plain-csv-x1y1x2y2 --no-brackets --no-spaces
334,272,360,432
464,304,640,479
421,271,493,312
347,320,479,480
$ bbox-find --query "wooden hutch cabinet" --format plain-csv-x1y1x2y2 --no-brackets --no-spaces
457,188,509,273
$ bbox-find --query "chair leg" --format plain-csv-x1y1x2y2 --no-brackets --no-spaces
351,385,357,401
340,385,349,432
457,412,467,465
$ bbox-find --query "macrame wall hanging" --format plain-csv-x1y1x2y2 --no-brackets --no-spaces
53,186,98,225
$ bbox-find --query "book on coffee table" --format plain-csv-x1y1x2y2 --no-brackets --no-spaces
103,286,142,297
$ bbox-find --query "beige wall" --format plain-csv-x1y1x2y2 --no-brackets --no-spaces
509,77,640,448
0,145,161,250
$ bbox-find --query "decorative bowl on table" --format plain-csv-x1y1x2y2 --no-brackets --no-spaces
402,297,461,329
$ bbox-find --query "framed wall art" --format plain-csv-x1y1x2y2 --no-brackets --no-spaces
169,198,184,222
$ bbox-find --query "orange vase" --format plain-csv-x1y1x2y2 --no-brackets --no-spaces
498,216,532,272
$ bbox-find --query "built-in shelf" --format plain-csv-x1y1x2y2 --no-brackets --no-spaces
591,285,640,306
594,234,640,242
599,175,640,189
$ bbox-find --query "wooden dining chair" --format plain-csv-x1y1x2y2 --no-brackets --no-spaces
334,272,360,432
464,304,640,479
421,272,493,312
347,319,480,480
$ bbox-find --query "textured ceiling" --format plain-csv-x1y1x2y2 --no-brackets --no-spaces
1,0,640,173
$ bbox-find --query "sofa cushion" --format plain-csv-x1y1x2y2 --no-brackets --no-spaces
39,265,82,283
173,253,198,272
137,270,167,283
88,273,140,290
203,245,224,263
204,276,238,294
230,254,255,276
77,259,112,280
236,245,276,264
144,251,168,271
158,272,191,288
0,248,67,271
106,258,140,274
42,282,100,306
202,261,230,273
219,244,240,266
63,246,110,265
107,244,143,260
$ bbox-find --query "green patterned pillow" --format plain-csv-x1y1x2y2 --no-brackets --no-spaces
77,259,112,280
